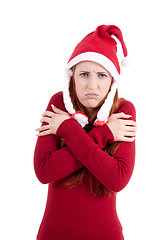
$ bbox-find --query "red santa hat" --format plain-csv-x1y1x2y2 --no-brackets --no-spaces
63,25,129,128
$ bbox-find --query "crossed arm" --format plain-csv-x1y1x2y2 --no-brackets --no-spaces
34,115,116,183
34,93,136,192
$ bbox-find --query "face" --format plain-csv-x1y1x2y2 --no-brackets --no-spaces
73,61,112,114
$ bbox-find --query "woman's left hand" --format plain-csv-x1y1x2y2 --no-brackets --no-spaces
36,105,71,136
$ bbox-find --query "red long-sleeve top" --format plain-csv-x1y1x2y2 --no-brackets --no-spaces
34,91,136,240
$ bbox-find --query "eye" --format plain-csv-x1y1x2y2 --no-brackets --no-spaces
98,73,108,78
79,72,89,77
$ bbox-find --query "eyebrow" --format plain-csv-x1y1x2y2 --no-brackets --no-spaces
79,71,108,74
97,72,108,74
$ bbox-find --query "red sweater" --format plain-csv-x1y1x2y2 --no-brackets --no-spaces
34,91,136,240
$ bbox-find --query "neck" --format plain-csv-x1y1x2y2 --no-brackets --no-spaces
85,107,94,115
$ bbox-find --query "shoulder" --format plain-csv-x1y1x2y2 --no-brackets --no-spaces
117,98,136,121
46,91,66,111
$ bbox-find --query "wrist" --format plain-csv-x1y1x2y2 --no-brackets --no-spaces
56,118,77,137
89,124,114,146
106,123,115,143
99,124,115,144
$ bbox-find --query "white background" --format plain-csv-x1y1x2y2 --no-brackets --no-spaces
0,0,160,239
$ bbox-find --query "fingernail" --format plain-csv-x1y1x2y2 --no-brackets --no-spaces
51,104,56,109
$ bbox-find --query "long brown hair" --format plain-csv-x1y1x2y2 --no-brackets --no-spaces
61,65,121,197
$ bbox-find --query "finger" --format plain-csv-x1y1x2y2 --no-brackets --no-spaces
124,131,136,137
42,111,54,118
115,112,132,119
35,125,50,132
36,129,51,137
121,119,136,126
51,104,65,114
40,117,51,124
122,136,136,142
125,126,137,132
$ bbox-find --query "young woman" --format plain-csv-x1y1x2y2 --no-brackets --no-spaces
34,25,137,240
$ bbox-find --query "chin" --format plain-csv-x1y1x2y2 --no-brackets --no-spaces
85,104,97,109
83,103,99,110
88,100,100,107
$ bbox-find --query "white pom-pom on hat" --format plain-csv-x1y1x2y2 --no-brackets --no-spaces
121,55,132,68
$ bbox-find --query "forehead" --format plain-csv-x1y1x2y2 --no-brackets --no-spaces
75,61,109,72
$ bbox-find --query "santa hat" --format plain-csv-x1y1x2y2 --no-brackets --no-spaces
63,25,129,128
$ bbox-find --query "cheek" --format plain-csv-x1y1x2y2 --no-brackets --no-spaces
101,79,112,94
74,78,85,98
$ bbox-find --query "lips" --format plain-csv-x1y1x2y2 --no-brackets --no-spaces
85,93,99,99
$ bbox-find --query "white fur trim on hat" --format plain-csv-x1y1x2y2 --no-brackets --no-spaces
67,52,120,84
74,113,88,128
95,80,118,123
63,69,75,114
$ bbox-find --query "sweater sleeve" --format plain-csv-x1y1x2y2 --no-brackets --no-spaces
34,92,114,184
56,100,136,192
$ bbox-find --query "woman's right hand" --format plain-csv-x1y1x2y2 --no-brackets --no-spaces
107,112,137,142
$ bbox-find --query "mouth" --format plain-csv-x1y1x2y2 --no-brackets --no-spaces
85,93,99,99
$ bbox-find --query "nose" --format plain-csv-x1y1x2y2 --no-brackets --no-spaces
87,75,98,90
